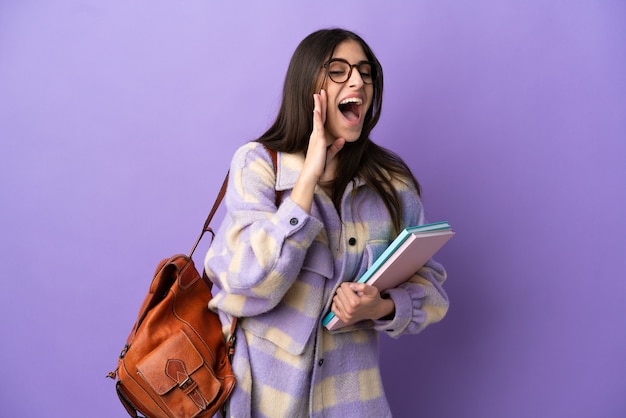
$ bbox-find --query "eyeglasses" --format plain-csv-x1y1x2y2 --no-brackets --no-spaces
322,58,377,84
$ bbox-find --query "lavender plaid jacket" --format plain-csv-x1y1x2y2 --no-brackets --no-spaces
205,142,449,417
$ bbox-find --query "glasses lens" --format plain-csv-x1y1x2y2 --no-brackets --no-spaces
357,62,374,84
325,60,376,84
327,60,351,83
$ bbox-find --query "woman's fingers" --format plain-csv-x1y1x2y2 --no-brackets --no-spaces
313,90,327,140
332,282,385,325
309,89,345,182
319,89,327,125
326,137,345,163
308,92,330,176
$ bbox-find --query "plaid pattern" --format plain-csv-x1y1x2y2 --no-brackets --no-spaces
205,142,448,417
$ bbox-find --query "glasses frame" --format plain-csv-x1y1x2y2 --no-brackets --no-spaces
322,58,377,85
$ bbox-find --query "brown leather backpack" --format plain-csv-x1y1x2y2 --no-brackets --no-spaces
108,146,280,417
107,172,236,418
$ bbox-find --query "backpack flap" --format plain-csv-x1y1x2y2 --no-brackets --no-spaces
136,330,220,417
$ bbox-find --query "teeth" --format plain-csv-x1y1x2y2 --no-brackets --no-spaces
339,97,363,105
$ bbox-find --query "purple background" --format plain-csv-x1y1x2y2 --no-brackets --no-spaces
1,1,625,417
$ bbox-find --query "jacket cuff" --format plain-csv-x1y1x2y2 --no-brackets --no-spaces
373,286,424,338
274,196,324,246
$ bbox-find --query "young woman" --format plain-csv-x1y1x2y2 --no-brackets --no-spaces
205,28,449,417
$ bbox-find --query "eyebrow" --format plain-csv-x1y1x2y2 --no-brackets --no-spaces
329,57,371,64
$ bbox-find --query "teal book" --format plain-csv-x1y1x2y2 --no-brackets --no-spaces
323,221,454,330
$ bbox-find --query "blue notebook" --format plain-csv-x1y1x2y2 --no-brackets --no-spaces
322,221,454,330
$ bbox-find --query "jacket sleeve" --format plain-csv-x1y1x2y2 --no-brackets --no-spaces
373,258,449,337
372,187,450,337
205,143,324,317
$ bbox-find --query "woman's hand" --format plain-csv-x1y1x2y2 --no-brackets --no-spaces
330,282,395,326
308,89,345,181
290,89,345,212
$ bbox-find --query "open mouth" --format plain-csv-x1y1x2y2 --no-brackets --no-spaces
338,97,363,122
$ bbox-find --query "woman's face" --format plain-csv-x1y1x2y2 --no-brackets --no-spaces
319,40,374,145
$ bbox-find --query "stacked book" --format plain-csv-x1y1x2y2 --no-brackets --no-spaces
323,221,455,330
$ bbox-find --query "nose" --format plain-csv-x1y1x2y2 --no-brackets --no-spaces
348,66,365,88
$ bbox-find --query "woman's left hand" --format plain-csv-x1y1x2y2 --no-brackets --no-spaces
330,282,395,326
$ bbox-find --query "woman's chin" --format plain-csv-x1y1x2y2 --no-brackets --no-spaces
343,130,364,143
326,121,364,144
337,126,364,143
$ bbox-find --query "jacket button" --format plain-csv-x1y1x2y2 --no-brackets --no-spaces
289,218,298,226
348,237,356,246
318,359,324,367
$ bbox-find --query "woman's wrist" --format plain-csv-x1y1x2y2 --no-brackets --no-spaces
291,172,318,213
377,295,395,320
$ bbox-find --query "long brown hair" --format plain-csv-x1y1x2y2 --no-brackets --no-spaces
258,28,420,234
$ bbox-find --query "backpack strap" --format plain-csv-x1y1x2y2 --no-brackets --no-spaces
268,147,284,206
191,144,282,368
189,144,281,257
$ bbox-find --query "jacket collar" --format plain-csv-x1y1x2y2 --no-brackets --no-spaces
274,150,366,192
